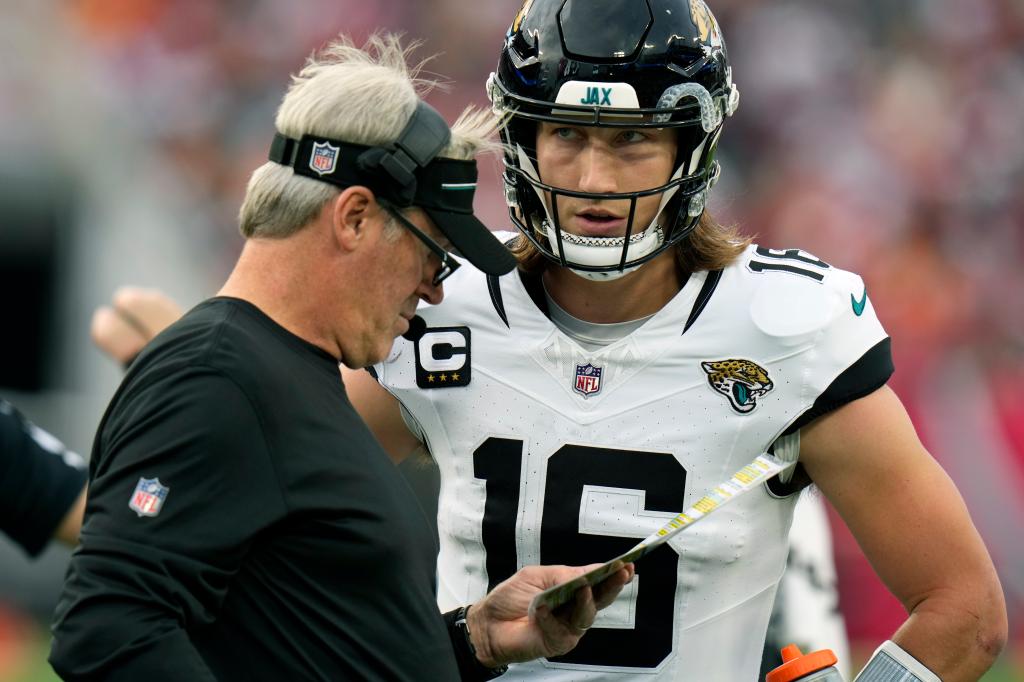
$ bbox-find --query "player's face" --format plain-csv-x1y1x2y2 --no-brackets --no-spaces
347,208,445,368
535,122,677,239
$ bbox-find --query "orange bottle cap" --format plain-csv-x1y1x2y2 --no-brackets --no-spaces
765,644,838,682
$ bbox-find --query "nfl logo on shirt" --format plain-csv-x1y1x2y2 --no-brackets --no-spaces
309,141,339,176
574,363,603,398
129,477,169,517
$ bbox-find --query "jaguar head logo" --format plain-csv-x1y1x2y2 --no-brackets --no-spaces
701,359,774,414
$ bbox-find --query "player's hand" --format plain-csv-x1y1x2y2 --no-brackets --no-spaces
91,287,184,365
466,561,634,667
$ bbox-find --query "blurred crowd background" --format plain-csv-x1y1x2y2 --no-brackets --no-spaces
1,0,1022,679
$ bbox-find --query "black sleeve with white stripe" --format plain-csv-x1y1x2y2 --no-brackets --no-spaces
0,399,87,556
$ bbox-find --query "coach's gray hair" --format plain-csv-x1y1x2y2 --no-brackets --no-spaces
239,33,498,239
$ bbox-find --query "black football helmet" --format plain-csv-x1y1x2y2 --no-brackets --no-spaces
488,0,739,279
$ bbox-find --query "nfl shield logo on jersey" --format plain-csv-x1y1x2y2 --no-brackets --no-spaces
309,141,339,176
129,477,169,517
574,363,603,398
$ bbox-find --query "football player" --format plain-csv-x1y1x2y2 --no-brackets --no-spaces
339,1,1006,680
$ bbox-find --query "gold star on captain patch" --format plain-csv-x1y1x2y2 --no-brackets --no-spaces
440,374,448,382
451,372,460,381
427,374,435,383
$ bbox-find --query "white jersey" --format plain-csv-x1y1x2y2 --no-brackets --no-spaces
375,241,891,681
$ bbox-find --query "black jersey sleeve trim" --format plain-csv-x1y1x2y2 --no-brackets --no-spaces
683,269,723,334
768,338,894,497
784,337,894,435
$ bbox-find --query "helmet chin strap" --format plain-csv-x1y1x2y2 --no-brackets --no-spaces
517,145,686,280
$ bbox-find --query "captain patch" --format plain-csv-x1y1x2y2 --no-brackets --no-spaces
415,327,471,388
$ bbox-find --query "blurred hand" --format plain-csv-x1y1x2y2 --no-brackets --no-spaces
91,287,184,365
467,561,634,667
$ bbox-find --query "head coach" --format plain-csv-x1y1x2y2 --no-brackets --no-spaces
49,34,632,682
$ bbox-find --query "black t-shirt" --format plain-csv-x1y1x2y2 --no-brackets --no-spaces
51,298,458,681
0,399,87,556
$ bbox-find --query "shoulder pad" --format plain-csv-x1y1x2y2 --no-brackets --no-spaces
736,245,872,342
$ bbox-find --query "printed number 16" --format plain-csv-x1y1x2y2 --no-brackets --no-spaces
474,437,686,669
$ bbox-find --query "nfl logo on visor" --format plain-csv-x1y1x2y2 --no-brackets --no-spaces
574,363,603,398
309,141,339,176
129,477,169,517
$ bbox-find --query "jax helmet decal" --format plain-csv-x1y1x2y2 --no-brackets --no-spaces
488,0,739,280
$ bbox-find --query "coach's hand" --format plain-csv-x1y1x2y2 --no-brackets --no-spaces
91,286,184,365
467,561,634,668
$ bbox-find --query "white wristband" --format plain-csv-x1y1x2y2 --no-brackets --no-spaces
853,640,942,682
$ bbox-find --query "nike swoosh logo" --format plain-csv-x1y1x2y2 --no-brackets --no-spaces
851,287,868,316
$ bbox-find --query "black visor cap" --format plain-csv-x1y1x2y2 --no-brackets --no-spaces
269,133,515,277
411,158,516,277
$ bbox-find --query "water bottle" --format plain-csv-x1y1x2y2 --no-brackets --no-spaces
766,644,845,682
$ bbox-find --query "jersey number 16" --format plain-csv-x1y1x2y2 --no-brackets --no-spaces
474,437,687,670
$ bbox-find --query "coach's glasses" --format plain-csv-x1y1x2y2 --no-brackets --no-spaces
383,206,461,286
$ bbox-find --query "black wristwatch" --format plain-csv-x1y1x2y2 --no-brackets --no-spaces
443,605,509,681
